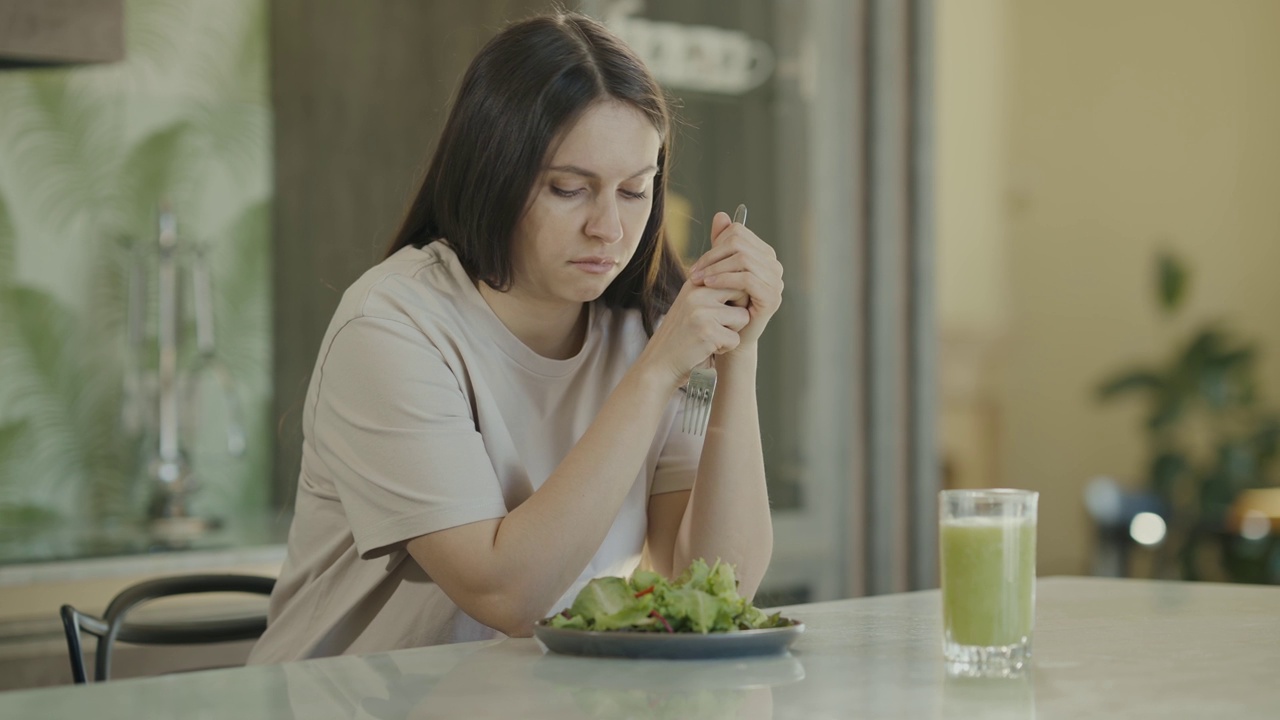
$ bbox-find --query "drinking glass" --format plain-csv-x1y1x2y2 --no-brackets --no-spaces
939,489,1038,676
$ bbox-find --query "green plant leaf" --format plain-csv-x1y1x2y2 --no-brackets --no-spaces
210,200,270,378
109,121,198,239
4,72,123,235
1198,470,1236,521
1,285,79,391
0,193,14,283
1178,328,1228,372
0,420,30,496
1097,370,1165,401
0,503,59,541
1251,416,1280,468
1148,384,1190,432
1198,346,1255,410
77,243,140,520
1217,346,1257,368
1218,441,1259,489
1157,251,1189,314
124,0,194,79
1220,535,1272,584
0,285,88,518
1156,328,1229,424
1149,451,1189,504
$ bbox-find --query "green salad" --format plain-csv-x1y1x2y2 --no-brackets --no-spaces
547,559,793,633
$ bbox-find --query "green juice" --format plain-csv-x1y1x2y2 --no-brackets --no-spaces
940,517,1036,647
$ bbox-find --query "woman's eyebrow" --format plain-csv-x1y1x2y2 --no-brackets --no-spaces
547,164,658,180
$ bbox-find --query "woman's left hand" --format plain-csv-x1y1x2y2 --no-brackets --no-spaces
687,211,784,349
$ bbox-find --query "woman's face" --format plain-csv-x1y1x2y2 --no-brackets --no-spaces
509,99,662,307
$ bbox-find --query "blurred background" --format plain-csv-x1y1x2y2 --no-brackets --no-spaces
0,0,1276,689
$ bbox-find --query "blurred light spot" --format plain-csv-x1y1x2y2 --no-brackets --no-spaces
1240,510,1271,541
1085,476,1123,524
1129,512,1166,546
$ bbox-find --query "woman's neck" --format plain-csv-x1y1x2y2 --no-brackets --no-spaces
477,284,589,360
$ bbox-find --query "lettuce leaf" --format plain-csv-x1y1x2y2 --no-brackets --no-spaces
546,558,795,634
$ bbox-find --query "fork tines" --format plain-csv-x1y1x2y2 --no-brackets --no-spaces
681,368,717,436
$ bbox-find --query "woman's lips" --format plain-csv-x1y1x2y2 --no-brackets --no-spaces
570,258,616,274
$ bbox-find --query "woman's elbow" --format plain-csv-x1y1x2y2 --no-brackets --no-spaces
470,591,544,638
739,538,774,600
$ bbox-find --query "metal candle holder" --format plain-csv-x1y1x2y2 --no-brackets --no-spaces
124,207,245,544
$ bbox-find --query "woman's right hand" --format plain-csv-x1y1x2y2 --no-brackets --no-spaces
637,280,751,389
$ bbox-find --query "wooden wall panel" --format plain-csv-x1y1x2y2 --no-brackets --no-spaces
269,0,560,502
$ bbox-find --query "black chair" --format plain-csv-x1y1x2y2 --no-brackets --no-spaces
60,574,276,683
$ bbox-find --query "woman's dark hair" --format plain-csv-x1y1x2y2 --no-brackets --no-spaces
385,12,683,334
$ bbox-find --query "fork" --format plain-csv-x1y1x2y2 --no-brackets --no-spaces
681,204,748,435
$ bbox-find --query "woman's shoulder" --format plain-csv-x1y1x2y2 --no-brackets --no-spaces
330,243,469,333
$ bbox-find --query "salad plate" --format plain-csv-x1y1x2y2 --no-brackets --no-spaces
533,619,804,660
536,559,803,659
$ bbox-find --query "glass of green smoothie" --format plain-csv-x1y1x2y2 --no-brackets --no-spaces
939,489,1038,676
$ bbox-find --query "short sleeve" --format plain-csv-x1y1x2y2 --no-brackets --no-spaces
310,316,509,559
650,393,705,495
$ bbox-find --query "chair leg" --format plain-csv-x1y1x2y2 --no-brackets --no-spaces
97,617,123,682
59,605,89,685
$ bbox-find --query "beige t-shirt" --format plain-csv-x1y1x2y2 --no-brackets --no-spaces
248,242,701,664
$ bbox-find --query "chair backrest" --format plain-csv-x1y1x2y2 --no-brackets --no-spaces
60,573,276,683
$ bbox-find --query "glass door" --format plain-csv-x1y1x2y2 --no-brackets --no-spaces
590,0,863,603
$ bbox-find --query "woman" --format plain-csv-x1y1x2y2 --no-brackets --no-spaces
249,11,782,663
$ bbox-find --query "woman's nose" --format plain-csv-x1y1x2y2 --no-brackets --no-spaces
585,196,624,244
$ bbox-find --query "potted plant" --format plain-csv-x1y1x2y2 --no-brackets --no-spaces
1096,251,1279,582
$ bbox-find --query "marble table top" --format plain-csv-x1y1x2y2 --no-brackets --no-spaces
1,576,1276,719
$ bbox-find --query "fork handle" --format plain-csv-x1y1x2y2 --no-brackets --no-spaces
726,204,749,309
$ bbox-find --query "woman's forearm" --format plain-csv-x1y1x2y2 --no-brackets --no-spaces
495,362,673,599
673,346,774,598
409,361,675,635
